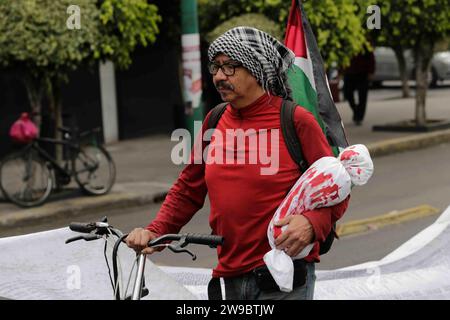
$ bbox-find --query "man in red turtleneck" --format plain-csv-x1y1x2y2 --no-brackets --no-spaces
126,27,349,300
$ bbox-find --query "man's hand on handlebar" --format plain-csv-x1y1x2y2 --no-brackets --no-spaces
126,228,160,254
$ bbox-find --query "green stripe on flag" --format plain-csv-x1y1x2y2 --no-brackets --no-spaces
288,65,339,157
288,64,325,131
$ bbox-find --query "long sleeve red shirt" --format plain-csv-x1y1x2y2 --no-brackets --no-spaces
147,93,349,278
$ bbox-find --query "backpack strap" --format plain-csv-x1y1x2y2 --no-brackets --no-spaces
207,103,228,130
280,100,309,173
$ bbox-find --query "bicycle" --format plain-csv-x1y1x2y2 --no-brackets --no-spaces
0,126,116,207
65,217,224,300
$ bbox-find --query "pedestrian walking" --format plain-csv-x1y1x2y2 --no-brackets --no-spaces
343,50,376,125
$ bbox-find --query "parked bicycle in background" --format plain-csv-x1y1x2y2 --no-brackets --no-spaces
0,113,116,207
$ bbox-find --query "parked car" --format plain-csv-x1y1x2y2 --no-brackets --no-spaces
372,46,450,87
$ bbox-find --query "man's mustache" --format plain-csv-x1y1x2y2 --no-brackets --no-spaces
215,81,234,91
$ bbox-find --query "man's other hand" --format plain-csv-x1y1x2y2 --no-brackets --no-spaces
274,215,314,257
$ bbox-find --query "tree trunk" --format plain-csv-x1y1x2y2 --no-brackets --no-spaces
47,80,64,164
23,76,44,135
414,39,434,127
393,46,410,98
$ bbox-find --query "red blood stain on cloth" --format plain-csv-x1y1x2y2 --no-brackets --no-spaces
274,170,337,239
309,184,340,206
340,150,359,161
309,172,333,188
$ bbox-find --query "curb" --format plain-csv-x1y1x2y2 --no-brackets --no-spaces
336,204,440,237
366,129,450,157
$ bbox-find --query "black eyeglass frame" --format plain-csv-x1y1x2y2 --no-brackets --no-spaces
208,61,242,76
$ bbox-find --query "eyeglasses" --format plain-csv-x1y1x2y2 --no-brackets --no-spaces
208,61,242,76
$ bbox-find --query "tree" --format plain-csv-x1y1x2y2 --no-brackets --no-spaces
206,13,284,43
0,0,100,131
0,0,161,159
376,1,417,98
374,0,450,126
198,0,369,69
96,0,161,69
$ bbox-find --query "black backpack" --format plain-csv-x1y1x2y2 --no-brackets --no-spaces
206,99,336,255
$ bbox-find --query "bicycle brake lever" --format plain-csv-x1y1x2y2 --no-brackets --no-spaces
65,234,101,244
84,234,102,241
65,235,84,244
168,244,197,260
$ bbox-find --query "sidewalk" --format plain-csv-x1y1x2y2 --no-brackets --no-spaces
1,87,450,230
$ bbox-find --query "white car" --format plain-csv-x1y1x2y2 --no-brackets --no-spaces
372,47,450,87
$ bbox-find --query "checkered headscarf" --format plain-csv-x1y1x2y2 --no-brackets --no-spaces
208,27,295,99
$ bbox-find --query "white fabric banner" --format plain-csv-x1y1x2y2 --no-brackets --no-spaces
1,205,450,300
0,228,196,300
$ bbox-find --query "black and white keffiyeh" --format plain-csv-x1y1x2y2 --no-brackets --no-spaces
208,26,295,99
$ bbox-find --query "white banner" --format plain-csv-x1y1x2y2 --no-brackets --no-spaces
1,205,449,300
0,228,196,300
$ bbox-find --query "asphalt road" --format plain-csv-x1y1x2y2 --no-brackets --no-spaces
2,142,449,271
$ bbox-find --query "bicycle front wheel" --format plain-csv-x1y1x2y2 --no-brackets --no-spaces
74,145,116,195
0,151,53,207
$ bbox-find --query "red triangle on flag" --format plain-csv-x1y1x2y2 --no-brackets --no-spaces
284,0,307,59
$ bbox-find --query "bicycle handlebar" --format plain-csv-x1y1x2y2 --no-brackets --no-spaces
66,218,224,300
57,126,73,134
68,220,224,248
79,127,101,137
148,233,224,248
56,126,101,140
186,233,224,247
69,222,97,233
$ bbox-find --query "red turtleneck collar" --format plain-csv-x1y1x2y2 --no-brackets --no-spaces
228,93,277,118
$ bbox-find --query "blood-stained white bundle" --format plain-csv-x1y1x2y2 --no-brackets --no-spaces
264,144,374,292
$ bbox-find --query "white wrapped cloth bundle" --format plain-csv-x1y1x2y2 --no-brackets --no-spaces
263,144,374,292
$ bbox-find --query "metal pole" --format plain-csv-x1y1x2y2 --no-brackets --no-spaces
181,0,204,145
131,253,147,300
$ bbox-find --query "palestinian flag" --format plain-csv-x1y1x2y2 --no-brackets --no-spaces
285,0,348,154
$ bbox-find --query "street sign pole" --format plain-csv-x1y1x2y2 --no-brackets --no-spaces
181,0,204,145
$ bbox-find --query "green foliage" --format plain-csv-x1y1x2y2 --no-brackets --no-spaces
96,0,162,69
303,0,369,68
206,13,284,43
0,0,162,78
0,0,162,133
198,0,292,30
0,0,99,81
375,0,450,49
198,0,369,69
